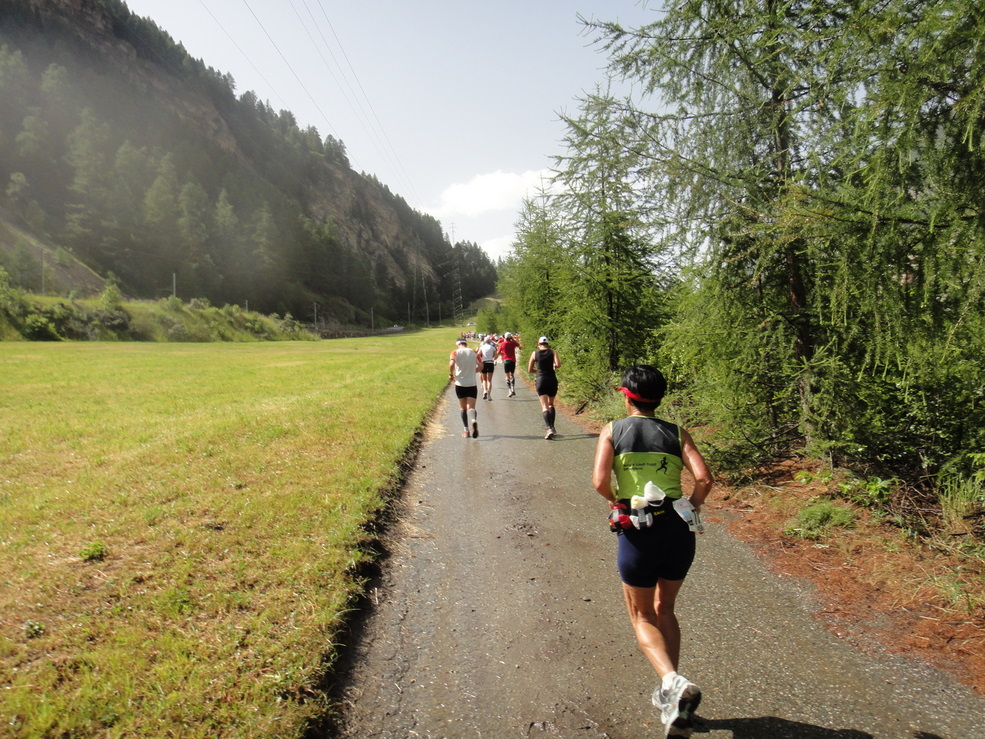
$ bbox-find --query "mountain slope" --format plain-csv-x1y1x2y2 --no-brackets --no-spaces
0,0,496,322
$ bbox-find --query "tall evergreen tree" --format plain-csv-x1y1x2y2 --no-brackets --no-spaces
64,108,114,259
498,196,569,344
0,43,30,140
109,141,154,238
584,0,985,475
177,179,213,295
552,90,665,382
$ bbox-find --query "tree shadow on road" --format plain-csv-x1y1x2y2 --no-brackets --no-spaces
696,716,946,738
694,716,867,738
465,432,598,442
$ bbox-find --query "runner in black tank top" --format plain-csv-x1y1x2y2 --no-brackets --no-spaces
526,337,560,439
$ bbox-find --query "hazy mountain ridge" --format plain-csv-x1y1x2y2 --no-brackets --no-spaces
0,0,496,323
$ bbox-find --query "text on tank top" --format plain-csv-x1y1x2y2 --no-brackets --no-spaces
610,416,684,499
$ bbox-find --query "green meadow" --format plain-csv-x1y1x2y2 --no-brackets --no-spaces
1,330,456,737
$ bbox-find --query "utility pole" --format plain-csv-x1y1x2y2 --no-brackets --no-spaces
172,273,177,298
452,265,464,325
412,268,417,321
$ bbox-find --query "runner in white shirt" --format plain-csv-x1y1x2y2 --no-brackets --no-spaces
449,339,482,437
477,336,499,400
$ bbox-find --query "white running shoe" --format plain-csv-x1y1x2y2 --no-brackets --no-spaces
657,675,701,737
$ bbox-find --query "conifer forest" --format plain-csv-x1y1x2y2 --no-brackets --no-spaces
496,0,985,520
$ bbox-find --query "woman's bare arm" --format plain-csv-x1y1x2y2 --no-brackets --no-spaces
680,427,712,509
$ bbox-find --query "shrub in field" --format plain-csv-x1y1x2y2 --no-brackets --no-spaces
22,313,59,340
79,541,107,562
786,501,856,541
99,282,124,311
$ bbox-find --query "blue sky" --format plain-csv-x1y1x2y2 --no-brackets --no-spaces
121,0,657,261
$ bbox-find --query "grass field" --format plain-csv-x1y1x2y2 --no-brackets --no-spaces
0,329,457,736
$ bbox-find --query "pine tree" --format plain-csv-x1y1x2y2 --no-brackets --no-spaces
552,90,665,380
64,108,114,257
585,0,985,474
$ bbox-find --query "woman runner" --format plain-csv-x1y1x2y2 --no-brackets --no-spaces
526,336,560,439
592,364,713,737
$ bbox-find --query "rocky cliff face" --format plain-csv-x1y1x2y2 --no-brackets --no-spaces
9,0,441,295
21,0,242,156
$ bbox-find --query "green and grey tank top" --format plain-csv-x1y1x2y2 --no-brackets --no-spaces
610,416,684,499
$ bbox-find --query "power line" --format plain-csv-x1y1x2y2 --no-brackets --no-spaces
117,6,325,202
125,2,439,243
194,0,290,112
238,0,356,168
238,0,424,207
143,0,428,215
289,0,402,187
310,0,424,206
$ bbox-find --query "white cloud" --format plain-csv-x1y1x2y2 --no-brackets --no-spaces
432,169,551,218
480,234,516,263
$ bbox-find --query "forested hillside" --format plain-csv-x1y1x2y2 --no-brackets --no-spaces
0,0,496,323
496,0,985,534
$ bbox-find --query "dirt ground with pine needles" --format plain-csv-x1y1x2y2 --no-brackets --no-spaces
716,463,985,695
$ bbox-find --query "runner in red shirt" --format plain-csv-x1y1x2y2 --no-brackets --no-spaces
498,332,521,397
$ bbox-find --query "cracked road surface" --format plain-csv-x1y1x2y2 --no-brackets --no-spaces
333,380,985,738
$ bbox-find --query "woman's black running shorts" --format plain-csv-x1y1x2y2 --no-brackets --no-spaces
616,504,695,586
535,375,558,397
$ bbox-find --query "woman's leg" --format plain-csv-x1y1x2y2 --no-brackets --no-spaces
538,394,554,437
622,578,686,678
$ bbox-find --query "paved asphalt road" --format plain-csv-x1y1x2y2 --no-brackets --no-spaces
333,375,985,738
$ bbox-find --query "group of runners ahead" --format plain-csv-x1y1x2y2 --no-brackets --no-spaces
449,332,558,440
449,336,713,737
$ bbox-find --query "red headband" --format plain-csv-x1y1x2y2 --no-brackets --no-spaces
619,386,656,403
